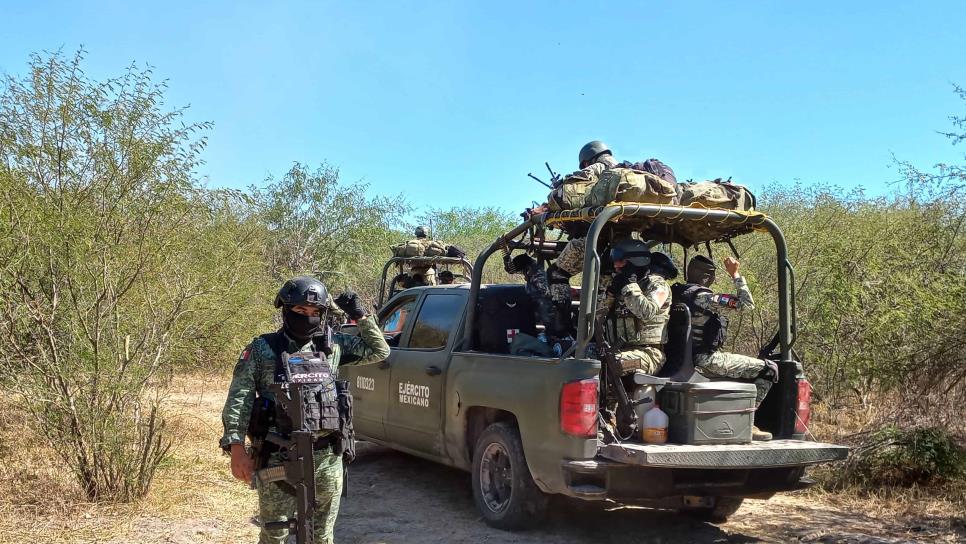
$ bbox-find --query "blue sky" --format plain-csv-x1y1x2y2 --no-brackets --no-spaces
1,1,964,211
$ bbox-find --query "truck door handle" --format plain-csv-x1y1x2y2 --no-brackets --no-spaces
378,360,391,370
425,365,442,376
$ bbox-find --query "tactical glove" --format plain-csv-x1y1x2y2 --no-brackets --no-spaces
608,271,637,296
511,254,537,276
334,290,366,320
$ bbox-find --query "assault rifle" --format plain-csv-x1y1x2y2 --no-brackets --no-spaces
527,162,562,189
594,315,638,439
254,381,320,544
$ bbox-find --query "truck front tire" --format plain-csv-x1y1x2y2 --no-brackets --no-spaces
471,422,548,530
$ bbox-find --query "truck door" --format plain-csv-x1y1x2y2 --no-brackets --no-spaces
341,293,418,442
386,292,465,457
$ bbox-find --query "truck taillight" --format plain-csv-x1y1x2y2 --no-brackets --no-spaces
794,379,812,435
560,379,598,437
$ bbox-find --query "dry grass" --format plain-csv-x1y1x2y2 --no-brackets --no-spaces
0,375,962,543
0,373,257,543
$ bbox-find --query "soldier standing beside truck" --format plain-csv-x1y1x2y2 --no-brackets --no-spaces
220,276,390,544
673,255,779,441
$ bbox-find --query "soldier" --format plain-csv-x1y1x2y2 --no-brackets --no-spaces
438,270,455,285
601,240,677,376
220,276,390,544
507,253,572,342
674,255,779,441
408,226,438,286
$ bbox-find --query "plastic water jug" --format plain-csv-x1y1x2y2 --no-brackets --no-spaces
631,385,656,423
642,404,669,444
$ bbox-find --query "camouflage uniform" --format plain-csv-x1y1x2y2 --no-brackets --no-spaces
689,275,773,404
601,274,672,375
220,315,390,544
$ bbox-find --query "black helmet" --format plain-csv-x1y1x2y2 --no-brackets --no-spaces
274,276,329,308
687,255,716,286
648,252,679,280
414,225,429,238
578,140,611,166
610,238,650,267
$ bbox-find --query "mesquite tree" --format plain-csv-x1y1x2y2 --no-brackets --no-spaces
0,51,225,501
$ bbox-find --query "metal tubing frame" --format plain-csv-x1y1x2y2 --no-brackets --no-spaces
378,256,474,307
463,206,794,360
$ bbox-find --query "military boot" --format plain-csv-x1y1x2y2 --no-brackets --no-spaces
752,426,772,441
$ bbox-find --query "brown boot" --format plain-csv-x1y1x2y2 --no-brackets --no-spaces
752,426,772,441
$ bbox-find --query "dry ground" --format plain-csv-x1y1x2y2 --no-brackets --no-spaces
0,375,962,544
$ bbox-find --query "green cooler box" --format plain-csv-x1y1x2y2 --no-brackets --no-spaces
658,382,757,444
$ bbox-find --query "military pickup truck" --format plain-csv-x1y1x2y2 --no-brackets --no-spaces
340,204,848,529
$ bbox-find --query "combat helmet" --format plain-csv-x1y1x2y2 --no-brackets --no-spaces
610,238,651,268
274,276,329,308
414,225,429,239
578,140,611,166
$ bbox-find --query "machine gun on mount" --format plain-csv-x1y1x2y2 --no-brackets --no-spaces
248,348,355,544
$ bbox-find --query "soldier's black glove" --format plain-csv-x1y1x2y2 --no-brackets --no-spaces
608,271,637,296
334,291,366,321
511,254,536,277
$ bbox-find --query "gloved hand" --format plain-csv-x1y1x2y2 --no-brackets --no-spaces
511,254,536,276
334,290,366,320
608,271,637,296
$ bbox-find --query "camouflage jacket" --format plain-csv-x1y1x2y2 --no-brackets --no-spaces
600,273,672,347
219,315,390,449
692,275,755,313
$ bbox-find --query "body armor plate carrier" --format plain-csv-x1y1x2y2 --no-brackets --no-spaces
672,283,728,354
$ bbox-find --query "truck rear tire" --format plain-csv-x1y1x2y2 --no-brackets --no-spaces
682,496,744,523
471,422,548,530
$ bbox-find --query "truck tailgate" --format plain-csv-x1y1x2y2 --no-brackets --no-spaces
599,439,848,469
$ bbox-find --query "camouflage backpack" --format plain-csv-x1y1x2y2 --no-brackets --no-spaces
422,239,447,257
583,167,678,207
391,239,425,257
547,170,599,211
678,179,756,211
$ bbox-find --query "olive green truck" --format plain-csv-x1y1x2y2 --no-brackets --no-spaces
340,205,848,529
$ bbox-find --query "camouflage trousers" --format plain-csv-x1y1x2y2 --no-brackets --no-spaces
695,351,772,405
617,345,665,375
257,450,343,544
556,237,586,276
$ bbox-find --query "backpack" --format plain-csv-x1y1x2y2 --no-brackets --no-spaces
547,170,599,211
619,159,677,183
678,179,757,211
422,239,447,257
391,239,425,258
583,167,679,207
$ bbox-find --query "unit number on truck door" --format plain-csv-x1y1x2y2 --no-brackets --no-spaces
356,375,375,391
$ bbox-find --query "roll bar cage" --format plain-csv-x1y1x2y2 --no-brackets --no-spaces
377,256,474,307
463,205,796,361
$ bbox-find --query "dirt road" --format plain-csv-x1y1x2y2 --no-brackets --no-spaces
331,443,961,544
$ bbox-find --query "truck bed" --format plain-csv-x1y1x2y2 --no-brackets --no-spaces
599,439,849,469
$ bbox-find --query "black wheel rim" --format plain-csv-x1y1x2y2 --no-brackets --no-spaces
479,441,513,513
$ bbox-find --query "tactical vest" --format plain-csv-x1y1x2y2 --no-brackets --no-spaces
259,332,342,436
671,283,728,353
608,274,671,348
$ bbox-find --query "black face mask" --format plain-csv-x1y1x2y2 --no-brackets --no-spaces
282,307,322,342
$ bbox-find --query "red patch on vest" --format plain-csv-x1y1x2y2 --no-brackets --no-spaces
239,349,250,360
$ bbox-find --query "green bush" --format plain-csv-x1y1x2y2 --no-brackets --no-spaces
840,426,965,488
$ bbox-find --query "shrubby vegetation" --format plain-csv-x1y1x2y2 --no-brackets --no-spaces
0,51,962,502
